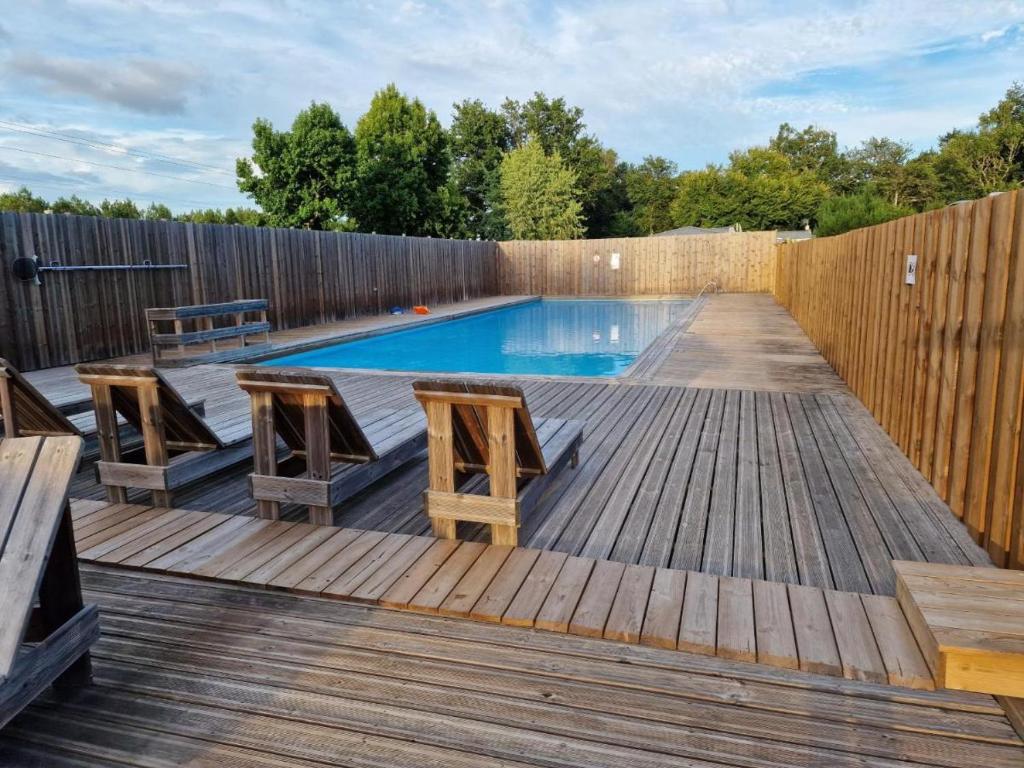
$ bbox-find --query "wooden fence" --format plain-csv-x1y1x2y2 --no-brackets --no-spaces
775,191,1024,567
0,213,498,370
497,232,777,295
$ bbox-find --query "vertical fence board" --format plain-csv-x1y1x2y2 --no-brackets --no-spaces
776,191,1024,569
0,212,498,370
497,232,777,296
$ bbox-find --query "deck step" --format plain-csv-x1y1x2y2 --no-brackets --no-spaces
70,498,939,691
895,560,1024,697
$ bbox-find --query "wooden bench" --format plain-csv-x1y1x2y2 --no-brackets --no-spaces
146,299,271,367
236,368,426,526
0,435,99,729
413,380,583,546
76,363,253,507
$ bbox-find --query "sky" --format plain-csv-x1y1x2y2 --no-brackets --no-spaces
0,0,1022,213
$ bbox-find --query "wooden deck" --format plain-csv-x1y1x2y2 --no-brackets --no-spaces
644,293,848,391
1,566,1019,767
69,498,945,689
65,366,988,596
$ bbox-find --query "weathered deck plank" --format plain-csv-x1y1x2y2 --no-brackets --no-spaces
3,566,1018,768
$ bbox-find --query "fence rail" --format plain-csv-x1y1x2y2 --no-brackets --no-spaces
497,232,777,296
0,213,498,370
776,191,1024,567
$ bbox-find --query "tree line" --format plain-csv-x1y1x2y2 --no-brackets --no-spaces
0,187,265,226
2,82,1021,239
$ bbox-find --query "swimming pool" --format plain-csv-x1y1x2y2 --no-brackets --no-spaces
262,298,690,377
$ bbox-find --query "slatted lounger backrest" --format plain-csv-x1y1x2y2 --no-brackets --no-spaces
412,380,548,477
235,368,377,463
0,358,82,440
75,363,222,453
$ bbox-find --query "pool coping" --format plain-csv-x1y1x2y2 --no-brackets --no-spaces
242,294,703,383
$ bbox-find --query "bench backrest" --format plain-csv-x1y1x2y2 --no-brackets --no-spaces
235,368,377,463
0,435,83,677
0,359,82,440
75,363,221,452
412,380,547,477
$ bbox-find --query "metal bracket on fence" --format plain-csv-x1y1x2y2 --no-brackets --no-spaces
10,255,189,285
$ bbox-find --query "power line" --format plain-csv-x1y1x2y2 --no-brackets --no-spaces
0,119,237,176
0,144,238,190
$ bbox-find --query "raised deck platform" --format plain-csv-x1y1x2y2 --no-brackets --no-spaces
896,560,1024,697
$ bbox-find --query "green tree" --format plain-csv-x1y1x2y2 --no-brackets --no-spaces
0,186,47,213
144,203,174,221
845,137,912,204
50,195,99,216
933,84,1024,201
815,186,912,236
502,93,619,236
625,156,678,234
448,99,511,239
224,207,266,227
352,84,449,235
99,198,141,219
499,139,584,240
671,148,828,230
176,208,225,224
237,102,356,230
771,123,852,191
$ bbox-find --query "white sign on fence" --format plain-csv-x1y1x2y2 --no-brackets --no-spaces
905,254,918,285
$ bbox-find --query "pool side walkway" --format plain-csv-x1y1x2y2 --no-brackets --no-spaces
642,293,847,391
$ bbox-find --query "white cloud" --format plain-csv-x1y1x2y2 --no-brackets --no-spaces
9,53,201,115
0,0,1022,211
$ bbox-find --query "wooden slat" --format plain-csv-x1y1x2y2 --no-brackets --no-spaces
603,564,655,643
716,576,756,662
437,545,513,617
788,583,842,677
752,579,798,670
678,570,718,655
566,559,625,638
501,550,570,628
823,590,888,683
469,547,542,623
639,567,686,650
406,541,488,613
534,556,595,633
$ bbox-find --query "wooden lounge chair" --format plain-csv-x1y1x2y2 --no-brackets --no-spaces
413,380,583,546
0,358,83,440
0,435,98,729
236,368,428,526
76,363,252,507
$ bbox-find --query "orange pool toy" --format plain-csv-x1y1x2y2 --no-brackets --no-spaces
413,305,430,314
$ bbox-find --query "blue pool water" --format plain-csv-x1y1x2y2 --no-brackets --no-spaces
262,299,690,377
